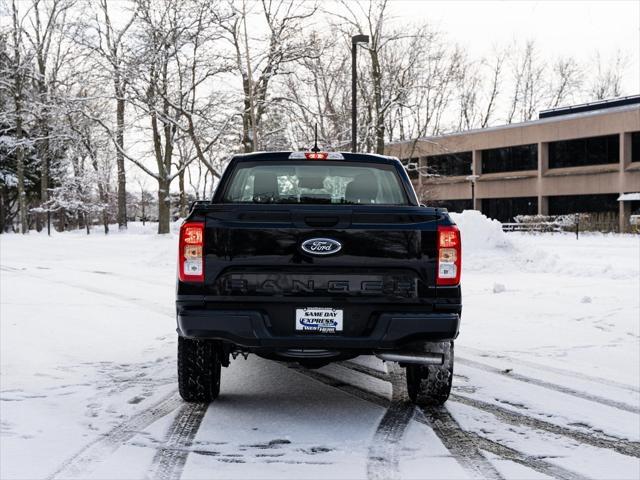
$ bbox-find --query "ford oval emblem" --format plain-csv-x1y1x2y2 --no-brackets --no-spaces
301,238,342,256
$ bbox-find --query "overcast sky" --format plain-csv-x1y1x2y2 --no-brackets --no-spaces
384,0,639,95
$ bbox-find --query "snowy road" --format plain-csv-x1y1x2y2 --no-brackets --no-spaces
1,219,639,479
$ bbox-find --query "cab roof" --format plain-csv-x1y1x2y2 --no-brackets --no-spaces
231,151,400,165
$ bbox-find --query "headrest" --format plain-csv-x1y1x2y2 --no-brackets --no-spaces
252,172,278,202
345,172,378,204
299,175,326,189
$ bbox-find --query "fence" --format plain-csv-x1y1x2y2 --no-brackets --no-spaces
503,212,622,234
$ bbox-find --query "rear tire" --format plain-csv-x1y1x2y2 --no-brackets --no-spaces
178,336,221,403
406,341,454,406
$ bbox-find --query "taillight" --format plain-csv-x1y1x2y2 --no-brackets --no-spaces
288,152,345,160
178,221,204,282
437,225,461,286
305,152,329,160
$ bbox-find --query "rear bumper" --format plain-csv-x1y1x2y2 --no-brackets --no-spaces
176,309,459,350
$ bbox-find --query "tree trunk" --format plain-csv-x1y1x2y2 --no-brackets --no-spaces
157,178,171,234
370,49,385,155
115,87,128,230
178,169,187,218
0,186,5,233
36,49,49,233
58,207,65,232
38,128,49,232
97,183,109,234
141,192,146,226
241,76,254,153
15,99,27,234
12,9,28,235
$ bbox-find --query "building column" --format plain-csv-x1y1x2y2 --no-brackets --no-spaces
620,201,631,233
537,142,548,215
539,196,549,215
471,150,481,210
619,132,632,232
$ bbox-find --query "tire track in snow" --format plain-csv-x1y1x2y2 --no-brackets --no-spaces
417,406,504,479
294,365,504,480
366,364,415,480
290,365,388,407
2,266,172,317
344,362,504,480
457,357,640,414
453,423,587,480
15,263,183,480
147,403,208,480
458,347,640,394
414,406,591,480
342,360,593,478
336,362,595,480
451,393,640,458
342,360,639,458
47,391,182,480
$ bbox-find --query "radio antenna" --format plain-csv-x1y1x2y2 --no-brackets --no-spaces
311,123,320,152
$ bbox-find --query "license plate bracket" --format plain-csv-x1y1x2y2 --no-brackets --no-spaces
295,307,343,333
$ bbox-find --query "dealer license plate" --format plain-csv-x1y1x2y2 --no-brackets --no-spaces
295,307,343,333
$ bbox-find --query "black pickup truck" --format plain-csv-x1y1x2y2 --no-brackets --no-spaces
176,151,461,405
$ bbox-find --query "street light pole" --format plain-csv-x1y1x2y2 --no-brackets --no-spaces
471,181,475,208
466,174,479,210
351,34,369,153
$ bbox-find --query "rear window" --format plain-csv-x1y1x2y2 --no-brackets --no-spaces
221,161,408,205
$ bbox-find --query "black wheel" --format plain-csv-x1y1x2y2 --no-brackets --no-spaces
406,341,454,406
178,336,222,403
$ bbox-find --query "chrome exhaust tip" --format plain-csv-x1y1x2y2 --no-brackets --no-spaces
375,352,443,365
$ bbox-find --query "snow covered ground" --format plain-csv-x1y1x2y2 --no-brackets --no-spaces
1,214,639,480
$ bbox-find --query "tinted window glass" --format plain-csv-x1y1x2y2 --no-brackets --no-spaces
548,193,619,214
424,152,472,176
428,199,473,212
549,135,619,168
481,197,538,222
222,161,408,205
482,144,537,173
632,132,640,163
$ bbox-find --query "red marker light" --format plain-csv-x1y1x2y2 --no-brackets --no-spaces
439,230,458,248
305,152,329,160
437,225,461,286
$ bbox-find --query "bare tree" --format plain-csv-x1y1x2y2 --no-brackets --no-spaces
279,32,351,148
548,56,582,108
334,0,390,153
453,47,507,131
332,0,449,152
108,0,235,233
479,48,506,128
506,40,546,123
65,92,112,234
20,0,76,232
455,55,481,131
8,0,29,233
589,50,626,100
222,0,317,152
80,0,137,230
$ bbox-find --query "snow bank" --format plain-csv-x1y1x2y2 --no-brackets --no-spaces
450,210,511,251
510,232,640,280
449,211,639,280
